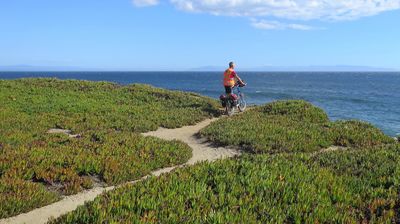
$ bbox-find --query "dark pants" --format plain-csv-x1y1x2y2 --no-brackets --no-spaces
224,86,232,94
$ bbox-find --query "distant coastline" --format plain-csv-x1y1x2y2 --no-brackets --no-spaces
0,65,398,72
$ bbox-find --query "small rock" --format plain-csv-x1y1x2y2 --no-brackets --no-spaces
47,129,72,134
68,134,82,138
47,129,81,138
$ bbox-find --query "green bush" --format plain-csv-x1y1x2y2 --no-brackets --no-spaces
0,178,59,218
200,100,394,153
52,144,400,223
0,78,220,142
0,132,192,192
329,120,396,148
0,78,218,218
311,143,400,223
260,100,329,123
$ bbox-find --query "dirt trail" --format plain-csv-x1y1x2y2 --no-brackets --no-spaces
1,118,240,224
143,118,241,164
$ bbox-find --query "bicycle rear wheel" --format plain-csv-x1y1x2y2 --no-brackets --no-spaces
225,100,235,116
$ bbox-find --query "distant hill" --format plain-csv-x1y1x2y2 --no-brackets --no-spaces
0,65,85,71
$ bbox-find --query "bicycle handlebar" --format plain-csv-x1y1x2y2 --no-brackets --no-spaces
235,82,247,88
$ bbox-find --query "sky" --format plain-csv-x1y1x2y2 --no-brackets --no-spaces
1,0,400,71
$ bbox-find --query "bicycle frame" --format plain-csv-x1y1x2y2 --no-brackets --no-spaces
232,84,247,112
232,85,242,96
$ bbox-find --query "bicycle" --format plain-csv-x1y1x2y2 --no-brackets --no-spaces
221,82,247,116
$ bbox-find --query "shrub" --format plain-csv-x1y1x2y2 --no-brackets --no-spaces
0,78,217,218
0,178,59,218
200,100,395,153
329,120,396,148
52,146,400,223
259,100,329,123
311,144,400,223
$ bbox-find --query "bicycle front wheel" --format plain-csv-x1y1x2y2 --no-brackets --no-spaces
238,94,247,112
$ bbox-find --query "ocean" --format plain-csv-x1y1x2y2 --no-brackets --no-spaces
1,71,399,137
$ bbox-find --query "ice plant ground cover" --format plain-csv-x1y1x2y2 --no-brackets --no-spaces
200,100,395,153
0,78,220,218
2,79,398,222
52,100,399,223
52,144,400,223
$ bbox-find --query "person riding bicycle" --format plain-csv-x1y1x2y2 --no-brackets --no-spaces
223,62,245,96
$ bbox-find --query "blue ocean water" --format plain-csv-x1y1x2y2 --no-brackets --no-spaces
1,71,399,136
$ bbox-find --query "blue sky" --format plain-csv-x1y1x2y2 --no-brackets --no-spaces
1,0,400,70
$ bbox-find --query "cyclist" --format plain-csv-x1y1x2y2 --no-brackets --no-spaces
223,61,245,96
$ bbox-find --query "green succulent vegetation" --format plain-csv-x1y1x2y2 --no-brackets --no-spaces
51,99,399,223
2,79,398,222
0,78,219,218
52,143,400,223
200,100,395,153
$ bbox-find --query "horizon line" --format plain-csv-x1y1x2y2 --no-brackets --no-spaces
1,70,399,73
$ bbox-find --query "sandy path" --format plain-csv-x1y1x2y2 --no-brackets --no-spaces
143,118,241,164
1,118,240,224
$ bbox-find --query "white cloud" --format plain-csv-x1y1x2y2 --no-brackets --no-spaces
132,0,159,7
133,0,400,30
250,19,319,30
169,0,400,21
